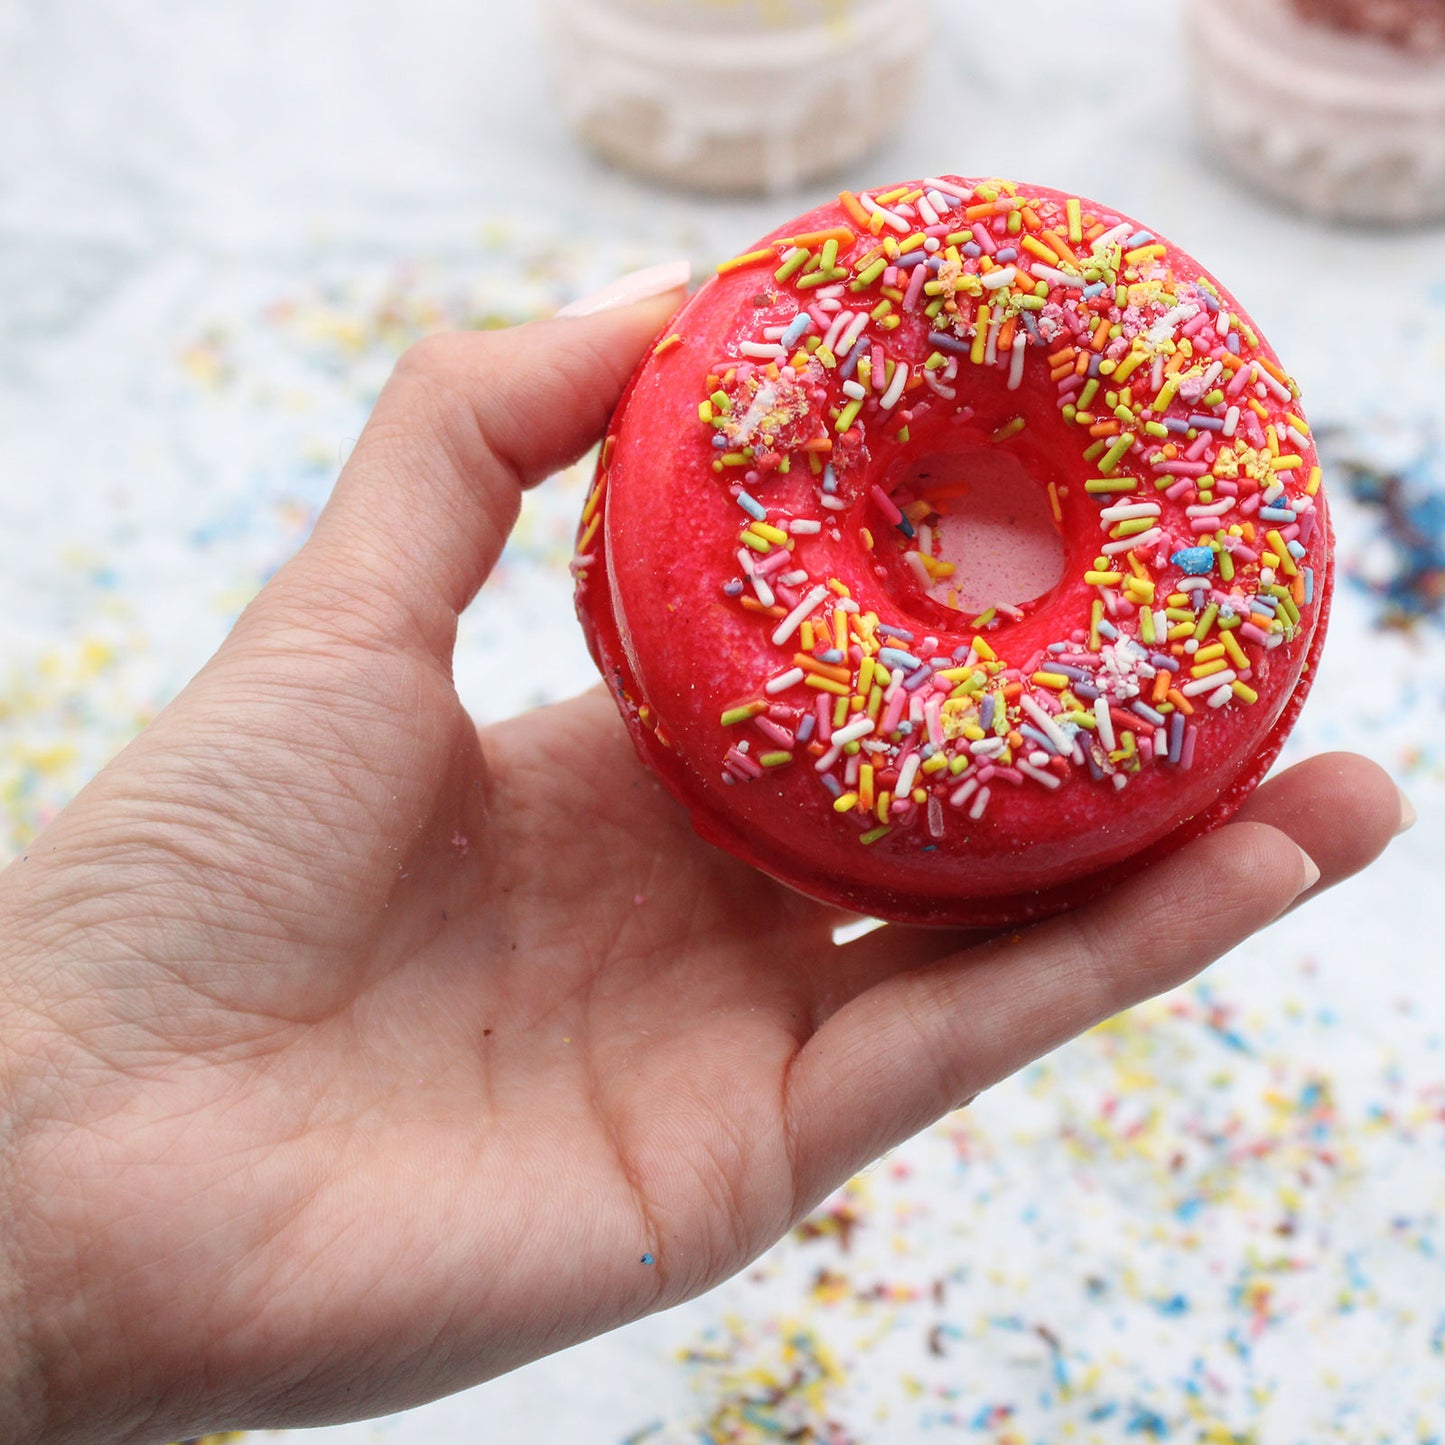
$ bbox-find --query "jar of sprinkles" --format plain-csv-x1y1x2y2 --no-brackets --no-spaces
1184,0,1445,225
538,0,925,194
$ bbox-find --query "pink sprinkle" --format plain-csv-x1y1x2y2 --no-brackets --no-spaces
754,717,794,748
725,747,762,780
871,485,904,525
925,695,944,748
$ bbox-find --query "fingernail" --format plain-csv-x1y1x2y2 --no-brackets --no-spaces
556,260,691,319
1297,846,1321,894
1397,786,1418,835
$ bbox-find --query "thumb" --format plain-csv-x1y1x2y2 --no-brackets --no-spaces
256,262,689,661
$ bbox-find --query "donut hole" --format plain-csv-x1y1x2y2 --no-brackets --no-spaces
879,448,1067,618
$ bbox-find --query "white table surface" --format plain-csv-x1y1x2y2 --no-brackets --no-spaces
2,2,1442,1441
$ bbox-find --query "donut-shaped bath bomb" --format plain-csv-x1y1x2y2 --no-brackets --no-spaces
573,177,1332,926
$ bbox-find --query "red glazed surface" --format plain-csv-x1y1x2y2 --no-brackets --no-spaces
574,178,1332,926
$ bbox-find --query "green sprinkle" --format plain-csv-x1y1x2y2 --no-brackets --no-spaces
1098,433,1136,475
774,248,810,283
721,702,767,726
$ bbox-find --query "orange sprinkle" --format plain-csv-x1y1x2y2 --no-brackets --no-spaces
793,653,851,685
740,597,786,617
837,192,872,229
1041,229,1079,266
1167,689,1195,716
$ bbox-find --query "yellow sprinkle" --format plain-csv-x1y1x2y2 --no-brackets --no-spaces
1032,671,1070,690
717,247,776,275
833,792,859,813
1265,529,1298,576
1231,680,1260,704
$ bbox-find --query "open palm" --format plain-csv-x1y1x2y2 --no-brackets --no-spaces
0,294,1404,1445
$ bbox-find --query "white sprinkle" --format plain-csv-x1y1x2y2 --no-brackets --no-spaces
984,309,1004,366
830,717,876,747
905,551,933,590
980,266,1017,291
788,519,822,535
969,786,991,820
765,667,805,695
1102,528,1163,555
738,342,786,360
1018,760,1062,789
1207,683,1234,708
1007,332,1027,391
1099,501,1162,523
836,311,870,356
841,379,867,401
1094,695,1116,751
1019,694,1072,754
1032,263,1084,290
770,585,828,647
1092,222,1131,252
821,310,854,355
859,193,910,233
896,753,922,797
879,364,910,410
922,177,971,204
950,777,979,808
1181,670,1238,697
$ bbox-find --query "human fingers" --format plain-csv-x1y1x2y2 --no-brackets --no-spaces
248,263,689,662
1223,750,1411,910
784,757,1403,1199
809,753,1408,1018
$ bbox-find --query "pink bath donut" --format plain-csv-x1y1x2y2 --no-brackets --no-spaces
574,176,1332,926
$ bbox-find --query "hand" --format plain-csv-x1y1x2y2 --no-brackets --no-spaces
0,281,1408,1445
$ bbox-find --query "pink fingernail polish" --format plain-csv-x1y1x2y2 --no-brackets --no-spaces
556,260,691,318
1298,847,1321,893
1397,786,1418,835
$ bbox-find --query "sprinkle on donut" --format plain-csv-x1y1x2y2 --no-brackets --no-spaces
575,177,1323,853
